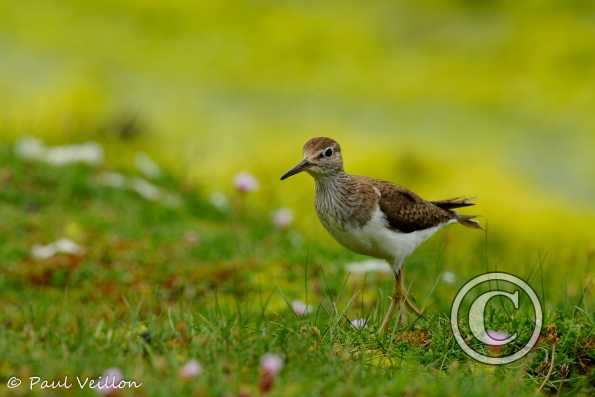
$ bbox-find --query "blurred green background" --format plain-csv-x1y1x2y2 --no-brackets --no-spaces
1,0,594,267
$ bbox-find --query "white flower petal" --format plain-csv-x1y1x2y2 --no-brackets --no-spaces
209,192,229,210
15,137,46,160
97,172,127,188
53,238,83,255
350,319,367,330
442,271,456,284
15,138,103,166
291,300,313,316
135,152,161,178
346,259,391,274
32,244,57,260
130,178,161,201
31,238,83,259
45,142,103,166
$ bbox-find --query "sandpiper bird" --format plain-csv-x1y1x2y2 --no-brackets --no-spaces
280,137,481,332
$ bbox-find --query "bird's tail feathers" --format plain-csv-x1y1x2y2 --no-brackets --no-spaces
432,196,478,210
456,214,482,230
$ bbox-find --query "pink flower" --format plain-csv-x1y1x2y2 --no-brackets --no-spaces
350,319,367,330
291,300,313,316
179,359,202,379
259,353,283,395
260,353,283,377
97,368,122,395
486,330,510,346
234,172,259,193
272,208,294,230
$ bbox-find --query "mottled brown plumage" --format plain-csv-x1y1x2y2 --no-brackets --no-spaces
368,179,455,232
281,137,481,333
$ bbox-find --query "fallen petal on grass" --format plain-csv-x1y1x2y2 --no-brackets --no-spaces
97,173,180,207
53,238,84,255
130,178,161,201
32,238,83,259
46,143,103,166
346,259,391,274
97,172,127,188
31,244,56,260
350,319,367,330
15,137,45,160
16,138,103,166
135,152,161,178
209,192,229,210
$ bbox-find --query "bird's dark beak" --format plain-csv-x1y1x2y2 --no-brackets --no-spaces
280,159,312,180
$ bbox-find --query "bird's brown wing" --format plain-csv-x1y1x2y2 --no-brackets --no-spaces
370,179,455,233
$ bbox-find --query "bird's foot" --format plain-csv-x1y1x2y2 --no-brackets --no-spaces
379,295,405,335
404,296,424,317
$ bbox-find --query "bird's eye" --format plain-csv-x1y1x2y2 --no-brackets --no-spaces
323,148,333,157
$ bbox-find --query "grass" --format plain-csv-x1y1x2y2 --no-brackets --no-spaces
0,145,592,396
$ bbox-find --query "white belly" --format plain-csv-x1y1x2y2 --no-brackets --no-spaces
322,206,453,271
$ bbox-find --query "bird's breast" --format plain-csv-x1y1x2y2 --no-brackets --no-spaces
316,201,390,259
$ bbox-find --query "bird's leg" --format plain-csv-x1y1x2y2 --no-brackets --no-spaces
400,269,424,316
379,270,404,333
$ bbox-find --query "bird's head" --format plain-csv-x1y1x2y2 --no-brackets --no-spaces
280,137,343,180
